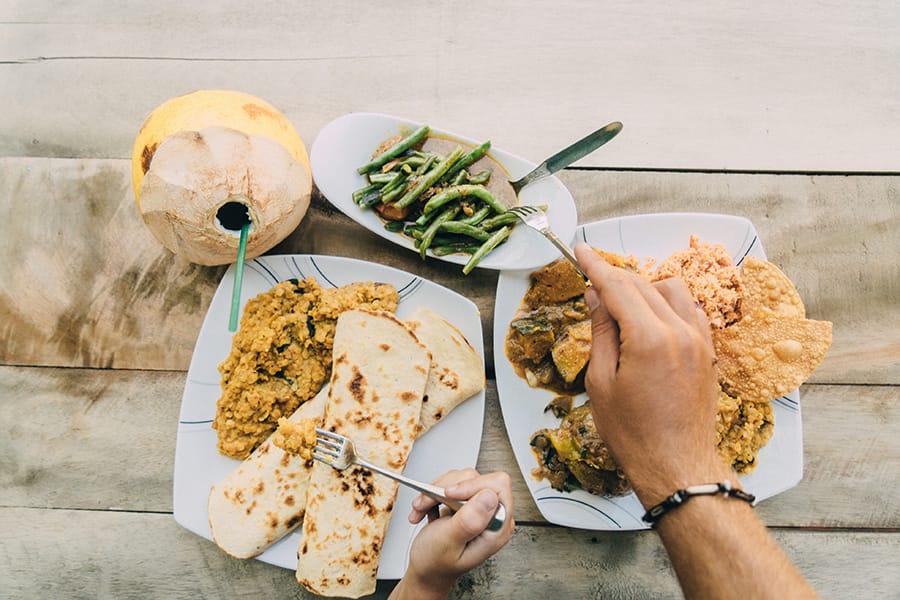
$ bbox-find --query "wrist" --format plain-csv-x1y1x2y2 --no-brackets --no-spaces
391,568,456,600
629,458,736,509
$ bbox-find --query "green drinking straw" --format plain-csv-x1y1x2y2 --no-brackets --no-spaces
228,222,250,332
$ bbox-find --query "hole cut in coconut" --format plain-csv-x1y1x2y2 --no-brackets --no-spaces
216,201,252,234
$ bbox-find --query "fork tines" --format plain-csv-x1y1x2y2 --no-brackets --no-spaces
312,428,342,463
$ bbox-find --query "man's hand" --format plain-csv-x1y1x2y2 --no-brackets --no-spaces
575,243,731,507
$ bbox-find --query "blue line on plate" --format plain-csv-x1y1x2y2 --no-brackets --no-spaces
309,256,338,288
288,256,308,281
734,234,759,266
396,277,423,302
536,495,622,528
179,419,214,425
246,259,279,286
773,396,799,412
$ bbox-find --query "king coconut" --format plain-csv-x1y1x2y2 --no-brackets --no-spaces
132,90,312,265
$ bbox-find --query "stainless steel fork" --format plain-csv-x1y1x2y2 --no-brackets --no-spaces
508,205,590,283
314,428,506,531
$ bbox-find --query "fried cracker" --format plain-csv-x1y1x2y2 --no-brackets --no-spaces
741,257,805,318
713,307,832,403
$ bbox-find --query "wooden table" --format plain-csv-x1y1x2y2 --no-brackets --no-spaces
2,3,898,598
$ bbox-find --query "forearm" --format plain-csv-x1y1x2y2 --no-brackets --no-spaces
655,495,819,599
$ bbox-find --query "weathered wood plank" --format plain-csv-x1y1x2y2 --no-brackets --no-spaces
2,366,898,528
1,2,899,171
2,507,897,599
2,158,897,384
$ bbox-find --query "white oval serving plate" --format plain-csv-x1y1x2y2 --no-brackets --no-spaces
310,112,578,272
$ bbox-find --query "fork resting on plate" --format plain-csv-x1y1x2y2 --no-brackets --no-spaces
314,428,506,531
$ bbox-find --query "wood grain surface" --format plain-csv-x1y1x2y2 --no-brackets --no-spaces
3,508,898,599
1,2,899,171
2,3,899,597
2,158,897,382
2,365,897,527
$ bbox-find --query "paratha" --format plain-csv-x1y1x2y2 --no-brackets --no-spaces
296,309,430,598
404,306,485,433
207,385,328,558
207,307,485,576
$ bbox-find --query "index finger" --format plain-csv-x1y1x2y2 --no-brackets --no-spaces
575,244,664,332
408,468,480,522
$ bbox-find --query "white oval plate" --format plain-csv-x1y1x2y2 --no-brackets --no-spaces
173,254,485,578
494,213,803,530
310,112,578,271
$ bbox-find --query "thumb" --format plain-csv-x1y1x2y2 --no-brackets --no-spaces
445,489,500,547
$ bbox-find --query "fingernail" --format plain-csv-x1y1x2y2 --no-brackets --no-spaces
584,287,600,313
474,490,499,512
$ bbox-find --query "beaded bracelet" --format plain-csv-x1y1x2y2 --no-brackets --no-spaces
642,480,756,526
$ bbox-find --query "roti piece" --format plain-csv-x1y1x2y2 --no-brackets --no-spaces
206,308,483,563
296,310,430,598
404,306,485,432
207,385,328,559
741,257,806,317
713,307,832,403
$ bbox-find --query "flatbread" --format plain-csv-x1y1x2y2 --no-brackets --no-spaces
404,306,485,432
296,310,430,598
206,307,484,567
207,385,328,559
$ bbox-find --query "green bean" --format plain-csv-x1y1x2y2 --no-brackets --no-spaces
352,182,381,205
396,146,466,208
404,224,427,238
479,211,520,230
419,205,461,259
463,225,511,274
384,154,436,204
438,221,491,241
442,141,491,183
414,232,468,246
368,172,399,184
431,243,482,257
357,125,430,174
383,220,406,232
398,154,428,169
359,189,384,208
459,205,492,226
414,204,445,227
423,184,507,216
467,169,492,185
451,170,468,186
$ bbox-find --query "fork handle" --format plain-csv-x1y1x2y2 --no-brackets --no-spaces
357,457,506,532
542,230,591,284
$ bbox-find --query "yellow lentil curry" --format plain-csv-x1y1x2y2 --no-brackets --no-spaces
213,278,399,459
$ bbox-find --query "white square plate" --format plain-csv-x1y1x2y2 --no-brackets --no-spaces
493,213,802,530
173,254,485,576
